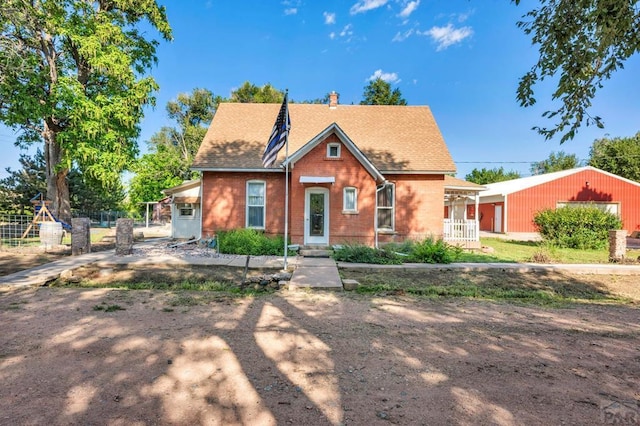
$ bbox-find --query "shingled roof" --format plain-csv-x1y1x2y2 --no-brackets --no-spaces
192,102,456,173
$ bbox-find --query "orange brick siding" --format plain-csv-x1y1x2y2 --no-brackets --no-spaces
201,133,447,245
201,172,285,238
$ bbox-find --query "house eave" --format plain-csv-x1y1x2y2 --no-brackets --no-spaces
381,170,457,175
192,167,282,173
285,123,385,183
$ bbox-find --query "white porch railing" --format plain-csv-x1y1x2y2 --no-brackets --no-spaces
443,219,478,242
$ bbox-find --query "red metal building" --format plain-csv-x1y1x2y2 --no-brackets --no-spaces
478,166,640,235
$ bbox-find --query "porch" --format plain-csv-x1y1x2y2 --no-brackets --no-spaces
443,219,480,249
443,176,485,249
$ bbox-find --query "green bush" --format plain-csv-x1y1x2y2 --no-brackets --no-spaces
406,236,462,264
333,237,462,265
533,205,622,249
332,243,402,265
216,229,290,255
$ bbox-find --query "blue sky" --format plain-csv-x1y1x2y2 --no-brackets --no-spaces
1,0,639,180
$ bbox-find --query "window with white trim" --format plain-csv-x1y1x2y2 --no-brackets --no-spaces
556,201,619,216
327,143,341,158
343,187,358,213
377,183,395,230
246,181,266,229
178,203,195,217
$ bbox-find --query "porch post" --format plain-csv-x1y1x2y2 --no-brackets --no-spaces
475,193,480,242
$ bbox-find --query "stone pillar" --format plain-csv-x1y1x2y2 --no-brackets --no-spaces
71,218,91,256
115,218,134,256
608,230,627,262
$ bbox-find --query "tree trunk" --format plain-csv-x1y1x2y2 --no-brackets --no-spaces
43,123,71,224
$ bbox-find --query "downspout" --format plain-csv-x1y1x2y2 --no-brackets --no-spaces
198,176,204,239
375,181,389,249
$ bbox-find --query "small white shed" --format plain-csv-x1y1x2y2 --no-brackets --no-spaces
162,180,202,239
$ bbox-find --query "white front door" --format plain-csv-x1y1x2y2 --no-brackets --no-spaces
304,187,329,246
494,205,503,233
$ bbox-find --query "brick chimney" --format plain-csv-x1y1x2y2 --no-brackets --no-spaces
329,91,338,109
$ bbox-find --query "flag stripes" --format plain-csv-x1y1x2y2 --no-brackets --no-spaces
262,94,291,168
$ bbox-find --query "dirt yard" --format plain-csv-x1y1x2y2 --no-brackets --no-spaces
1,274,639,425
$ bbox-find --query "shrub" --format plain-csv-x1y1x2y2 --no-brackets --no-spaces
216,229,290,255
406,236,462,264
333,237,462,265
332,243,402,265
533,205,622,249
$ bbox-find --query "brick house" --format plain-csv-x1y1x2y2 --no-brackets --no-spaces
192,93,479,247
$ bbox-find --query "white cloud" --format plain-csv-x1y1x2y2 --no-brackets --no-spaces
329,32,336,40
284,8,297,15
392,28,414,42
350,0,388,15
339,24,353,38
323,11,336,25
367,69,400,83
424,24,473,51
398,0,420,18
457,9,475,23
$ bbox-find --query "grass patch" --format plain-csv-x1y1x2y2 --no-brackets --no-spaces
343,269,633,306
458,238,640,264
93,303,125,312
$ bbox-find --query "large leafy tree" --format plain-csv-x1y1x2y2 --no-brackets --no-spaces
465,167,521,185
0,0,172,223
128,88,218,207
589,132,640,181
230,82,284,103
360,78,407,105
515,0,640,143
530,151,580,175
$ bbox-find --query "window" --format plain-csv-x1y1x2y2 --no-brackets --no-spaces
246,181,266,228
343,187,358,213
556,201,619,216
327,143,341,158
377,183,395,230
178,203,194,217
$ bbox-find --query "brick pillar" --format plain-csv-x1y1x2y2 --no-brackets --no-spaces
608,230,627,262
71,218,91,256
115,218,134,256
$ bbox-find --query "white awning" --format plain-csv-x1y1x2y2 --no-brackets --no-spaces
299,176,335,184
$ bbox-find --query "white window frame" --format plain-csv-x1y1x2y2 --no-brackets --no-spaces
177,203,195,217
343,187,358,213
376,183,395,231
556,201,620,216
246,180,266,229
327,143,341,158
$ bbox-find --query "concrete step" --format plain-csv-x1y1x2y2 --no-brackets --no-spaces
288,257,342,291
299,248,332,258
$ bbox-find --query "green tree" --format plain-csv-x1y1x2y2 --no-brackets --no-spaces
0,150,124,215
515,0,640,143
128,88,218,207
0,151,47,214
360,78,407,105
464,167,521,185
0,1,172,223
530,151,580,175
589,132,640,181
230,82,284,103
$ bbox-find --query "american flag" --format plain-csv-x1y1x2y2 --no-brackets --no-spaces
262,93,291,168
